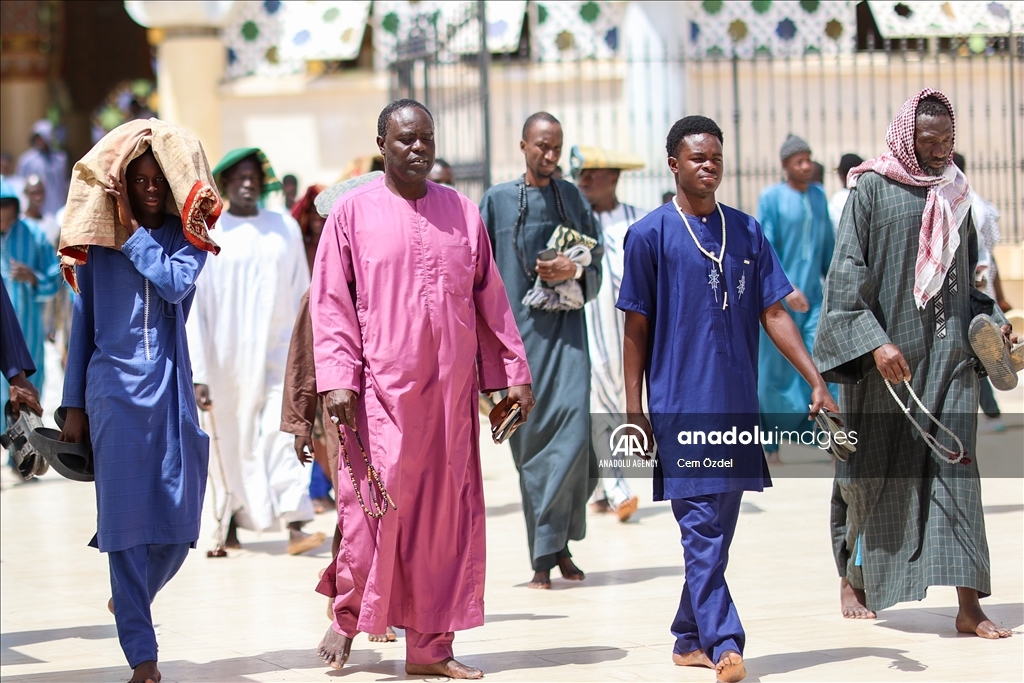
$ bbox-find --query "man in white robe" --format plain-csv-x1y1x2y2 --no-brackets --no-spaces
572,146,647,521
187,148,325,556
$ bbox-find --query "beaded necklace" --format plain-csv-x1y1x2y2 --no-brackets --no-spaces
675,199,728,310
512,174,568,278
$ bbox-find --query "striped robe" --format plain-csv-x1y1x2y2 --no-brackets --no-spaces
813,171,994,612
0,218,61,396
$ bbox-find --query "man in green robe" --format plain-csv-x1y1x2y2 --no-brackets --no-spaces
480,112,602,589
814,88,1013,638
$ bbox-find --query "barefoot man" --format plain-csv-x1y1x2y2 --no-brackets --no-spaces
479,113,602,588
619,116,838,682
814,89,1013,638
310,99,534,678
59,120,221,683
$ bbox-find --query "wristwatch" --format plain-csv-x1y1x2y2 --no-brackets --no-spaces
574,263,584,279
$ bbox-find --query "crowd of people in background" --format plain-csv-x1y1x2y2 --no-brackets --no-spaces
1,85,1018,683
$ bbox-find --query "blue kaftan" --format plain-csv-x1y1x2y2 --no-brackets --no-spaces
617,202,791,500
0,218,61,395
63,217,209,552
756,183,834,442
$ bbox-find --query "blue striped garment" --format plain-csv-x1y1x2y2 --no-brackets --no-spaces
0,218,61,397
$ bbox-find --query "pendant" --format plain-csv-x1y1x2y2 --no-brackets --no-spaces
737,273,746,302
708,267,720,303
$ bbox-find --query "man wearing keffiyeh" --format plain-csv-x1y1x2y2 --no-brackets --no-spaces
814,89,1015,638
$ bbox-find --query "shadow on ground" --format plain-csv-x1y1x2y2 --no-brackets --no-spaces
1,624,118,666
6,649,346,682
872,602,1024,636
513,565,683,589
743,646,927,681
333,645,629,679
484,613,567,623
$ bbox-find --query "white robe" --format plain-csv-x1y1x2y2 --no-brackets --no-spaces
186,208,313,532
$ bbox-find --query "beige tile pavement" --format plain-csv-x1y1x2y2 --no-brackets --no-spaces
1,345,1022,682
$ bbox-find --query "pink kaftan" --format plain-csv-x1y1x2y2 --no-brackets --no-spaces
310,177,531,637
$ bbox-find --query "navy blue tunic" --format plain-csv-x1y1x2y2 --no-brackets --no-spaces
617,202,791,500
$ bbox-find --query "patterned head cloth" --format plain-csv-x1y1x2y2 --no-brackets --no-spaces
212,147,282,198
290,184,326,236
846,88,971,310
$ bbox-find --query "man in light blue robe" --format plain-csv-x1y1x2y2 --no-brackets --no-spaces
60,149,213,683
756,135,835,457
0,177,61,398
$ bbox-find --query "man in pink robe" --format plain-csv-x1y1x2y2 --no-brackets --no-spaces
310,99,535,679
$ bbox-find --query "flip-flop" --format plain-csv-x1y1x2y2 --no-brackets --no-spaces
2,402,49,480
616,495,639,522
813,408,856,461
969,314,1019,391
28,427,93,482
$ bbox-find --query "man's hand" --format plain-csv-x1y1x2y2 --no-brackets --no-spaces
59,407,89,444
324,389,359,431
104,173,139,234
294,434,314,464
7,372,42,419
784,288,810,313
535,254,577,283
505,384,535,425
9,260,38,286
194,384,212,411
873,343,911,383
625,412,655,460
808,383,840,419
488,384,536,436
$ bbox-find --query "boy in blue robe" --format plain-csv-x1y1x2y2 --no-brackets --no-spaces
60,149,210,683
617,116,838,683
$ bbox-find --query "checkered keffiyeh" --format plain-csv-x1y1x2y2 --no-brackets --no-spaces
846,88,971,310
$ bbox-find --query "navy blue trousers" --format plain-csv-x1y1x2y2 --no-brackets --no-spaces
671,491,745,664
108,543,190,668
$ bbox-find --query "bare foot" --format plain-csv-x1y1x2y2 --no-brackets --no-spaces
557,556,585,581
528,570,551,589
128,660,160,683
406,657,483,679
673,649,714,668
956,602,1012,638
368,626,397,642
716,650,746,683
589,499,611,514
840,577,875,619
317,627,353,669
224,517,241,549
108,597,114,614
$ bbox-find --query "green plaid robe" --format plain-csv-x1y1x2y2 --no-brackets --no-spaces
813,171,990,612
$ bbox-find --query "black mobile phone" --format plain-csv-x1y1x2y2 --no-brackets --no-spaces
537,248,557,261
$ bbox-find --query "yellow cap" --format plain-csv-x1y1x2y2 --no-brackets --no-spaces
570,145,645,178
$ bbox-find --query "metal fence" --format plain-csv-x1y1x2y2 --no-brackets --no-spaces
392,7,1023,241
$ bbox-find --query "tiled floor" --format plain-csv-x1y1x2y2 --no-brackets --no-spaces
1,346,1021,682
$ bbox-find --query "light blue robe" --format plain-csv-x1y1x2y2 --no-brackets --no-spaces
63,217,210,552
0,218,61,396
756,183,834,443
